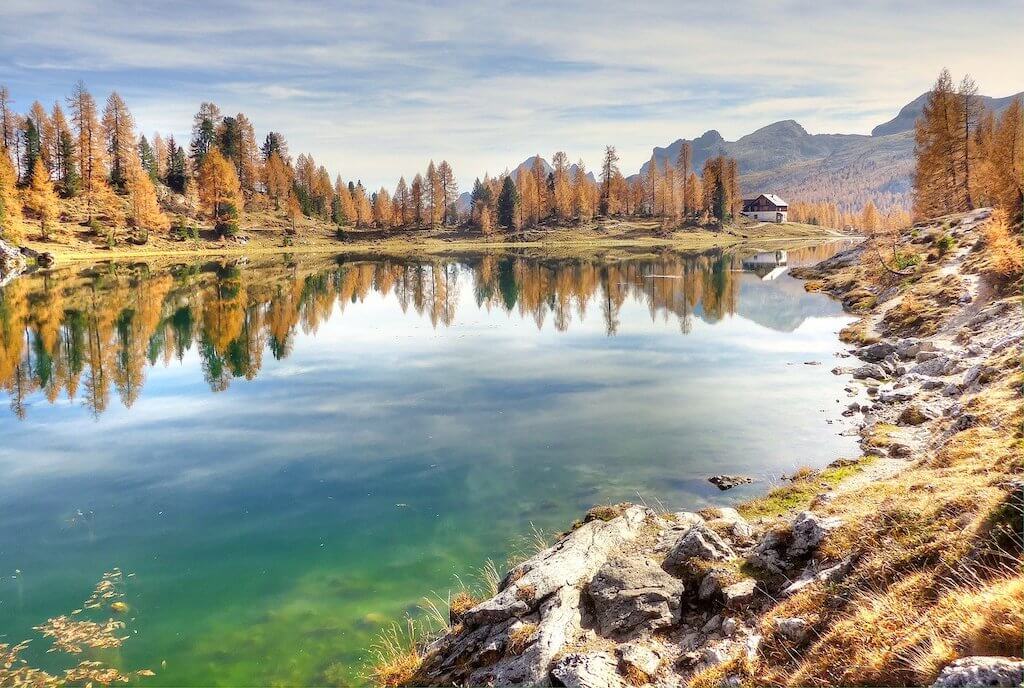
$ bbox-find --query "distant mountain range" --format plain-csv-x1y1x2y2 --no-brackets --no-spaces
460,90,1021,214
635,90,1021,210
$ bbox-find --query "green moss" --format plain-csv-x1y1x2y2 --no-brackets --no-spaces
737,457,875,519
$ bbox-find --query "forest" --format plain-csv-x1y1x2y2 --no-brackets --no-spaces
0,70,1020,252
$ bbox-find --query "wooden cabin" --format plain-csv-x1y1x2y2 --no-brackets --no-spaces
741,194,789,223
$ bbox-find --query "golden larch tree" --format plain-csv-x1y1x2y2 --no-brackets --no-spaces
126,158,169,236
197,148,242,236
0,149,23,242
22,158,59,240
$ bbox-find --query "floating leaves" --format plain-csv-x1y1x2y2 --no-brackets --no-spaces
34,616,127,654
81,569,125,612
0,570,155,688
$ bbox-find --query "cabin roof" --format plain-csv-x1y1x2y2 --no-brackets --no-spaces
742,193,788,207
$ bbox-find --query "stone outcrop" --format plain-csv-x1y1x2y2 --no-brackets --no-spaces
931,656,1024,687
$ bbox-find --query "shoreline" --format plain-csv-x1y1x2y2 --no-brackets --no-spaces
11,219,849,266
373,207,1022,687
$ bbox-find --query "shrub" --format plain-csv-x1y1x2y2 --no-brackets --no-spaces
983,210,1023,285
935,233,956,255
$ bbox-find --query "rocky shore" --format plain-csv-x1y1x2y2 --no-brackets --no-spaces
380,208,1022,687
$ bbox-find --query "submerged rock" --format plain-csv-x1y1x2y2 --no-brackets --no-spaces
708,474,754,490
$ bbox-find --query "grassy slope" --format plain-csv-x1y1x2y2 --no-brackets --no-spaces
693,210,1023,687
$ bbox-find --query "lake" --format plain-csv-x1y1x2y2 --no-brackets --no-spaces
0,243,859,686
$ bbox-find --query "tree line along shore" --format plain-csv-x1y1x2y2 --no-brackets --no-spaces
4,75,979,261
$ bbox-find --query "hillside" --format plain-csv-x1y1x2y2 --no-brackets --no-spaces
633,90,1021,211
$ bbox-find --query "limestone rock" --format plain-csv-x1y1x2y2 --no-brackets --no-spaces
664,524,735,567
617,643,661,680
721,578,757,609
852,363,887,380
721,617,738,636
551,651,623,688
463,505,650,626
898,404,939,426
931,656,1024,687
788,511,843,558
587,556,683,635
854,341,895,362
705,507,753,541
773,617,810,643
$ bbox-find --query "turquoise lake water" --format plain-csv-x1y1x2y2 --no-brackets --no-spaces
0,244,859,686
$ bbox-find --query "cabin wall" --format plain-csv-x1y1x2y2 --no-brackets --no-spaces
741,210,788,223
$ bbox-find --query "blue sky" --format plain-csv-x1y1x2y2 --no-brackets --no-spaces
0,0,1019,189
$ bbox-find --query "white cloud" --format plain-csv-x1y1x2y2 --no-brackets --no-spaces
0,0,1019,189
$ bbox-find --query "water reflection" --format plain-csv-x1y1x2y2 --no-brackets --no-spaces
0,243,850,419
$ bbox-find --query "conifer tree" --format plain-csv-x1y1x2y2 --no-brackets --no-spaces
190,102,222,172
138,136,158,182
551,151,572,220
56,129,79,198
0,150,23,242
676,142,692,216
497,175,519,229
0,85,14,154
599,146,619,216
67,81,105,220
30,101,53,174
126,157,169,237
410,174,424,226
23,158,59,240
394,176,410,226
165,137,188,194
101,92,136,189
197,148,242,236
20,118,41,184
49,103,70,182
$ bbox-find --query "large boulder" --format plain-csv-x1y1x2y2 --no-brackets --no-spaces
462,506,651,626
664,524,735,568
854,341,896,362
852,363,888,380
587,556,684,635
931,656,1024,687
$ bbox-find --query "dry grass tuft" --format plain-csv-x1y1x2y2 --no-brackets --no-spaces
368,618,424,688
506,623,538,656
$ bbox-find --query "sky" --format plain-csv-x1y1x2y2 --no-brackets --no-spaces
0,0,1020,190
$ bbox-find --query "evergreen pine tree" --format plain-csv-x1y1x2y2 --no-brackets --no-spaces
497,176,519,229
21,118,42,185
